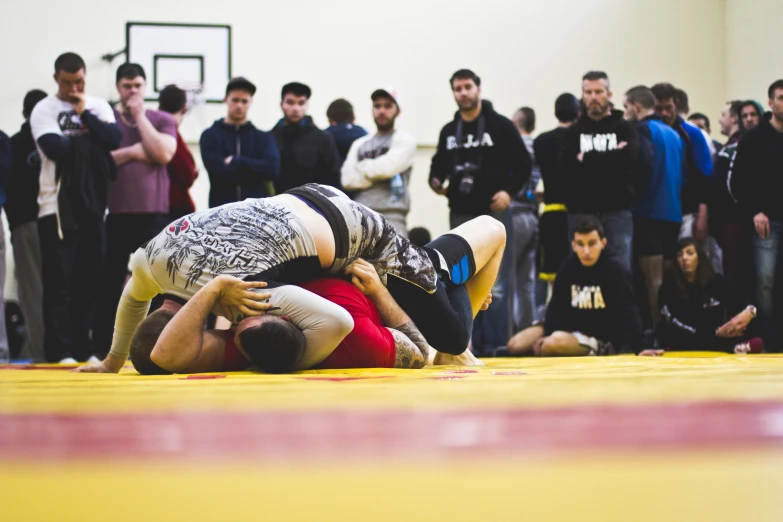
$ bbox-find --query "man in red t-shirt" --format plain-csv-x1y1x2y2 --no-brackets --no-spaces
158,85,198,219
128,258,484,374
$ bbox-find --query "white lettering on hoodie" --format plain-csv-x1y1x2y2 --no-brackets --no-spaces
579,133,619,153
446,133,495,150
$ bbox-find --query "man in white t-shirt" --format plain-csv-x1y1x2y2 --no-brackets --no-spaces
30,52,122,363
341,87,416,237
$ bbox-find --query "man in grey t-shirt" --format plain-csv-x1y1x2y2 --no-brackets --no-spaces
341,87,416,237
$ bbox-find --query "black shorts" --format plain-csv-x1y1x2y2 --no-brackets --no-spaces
386,234,477,356
634,218,681,260
538,209,569,281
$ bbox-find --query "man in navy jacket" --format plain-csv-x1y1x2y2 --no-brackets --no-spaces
200,77,280,207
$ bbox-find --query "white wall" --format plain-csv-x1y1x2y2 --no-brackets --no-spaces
725,0,783,105
3,0,767,300
2,0,728,145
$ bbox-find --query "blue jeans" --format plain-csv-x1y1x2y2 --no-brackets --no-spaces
752,219,783,352
568,210,633,273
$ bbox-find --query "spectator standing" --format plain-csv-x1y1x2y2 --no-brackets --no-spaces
158,85,198,219
6,89,48,362
560,71,640,273
30,53,121,362
623,86,685,327
325,99,367,166
341,88,415,237
272,82,341,193
0,130,10,362
507,106,542,331
711,100,750,296
739,100,764,133
535,93,580,284
429,69,531,354
200,77,280,207
688,112,723,153
729,80,783,352
651,83,716,270
92,63,177,359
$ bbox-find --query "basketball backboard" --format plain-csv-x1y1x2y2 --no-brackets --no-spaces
126,22,231,103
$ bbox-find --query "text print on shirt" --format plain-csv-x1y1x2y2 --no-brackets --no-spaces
446,133,495,150
571,285,606,309
579,133,619,153
57,111,88,134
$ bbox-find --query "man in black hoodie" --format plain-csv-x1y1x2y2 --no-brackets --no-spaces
507,215,644,356
7,89,48,362
729,79,783,352
560,71,640,273
429,69,531,354
272,82,341,193
429,69,531,228
200,77,280,207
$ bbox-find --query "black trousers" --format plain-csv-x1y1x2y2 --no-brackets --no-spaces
92,213,171,357
38,215,104,362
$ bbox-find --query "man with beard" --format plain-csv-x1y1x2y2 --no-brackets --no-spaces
429,69,531,229
560,71,640,273
739,100,764,133
429,68,531,354
341,87,416,237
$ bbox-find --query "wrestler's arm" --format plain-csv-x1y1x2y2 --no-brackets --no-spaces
345,259,430,368
269,284,354,370
73,251,161,373
151,276,271,373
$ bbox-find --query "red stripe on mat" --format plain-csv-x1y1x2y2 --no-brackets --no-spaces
2,402,783,462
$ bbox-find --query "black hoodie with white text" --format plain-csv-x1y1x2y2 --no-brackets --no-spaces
429,100,531,216
559,110,640,213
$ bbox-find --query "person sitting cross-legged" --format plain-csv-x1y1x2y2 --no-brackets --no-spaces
640,238,763,356
507,214,644,356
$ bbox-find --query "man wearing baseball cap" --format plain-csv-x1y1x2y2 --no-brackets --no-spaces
341,87,416,237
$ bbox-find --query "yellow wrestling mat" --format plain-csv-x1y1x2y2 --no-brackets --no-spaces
2,355,783,521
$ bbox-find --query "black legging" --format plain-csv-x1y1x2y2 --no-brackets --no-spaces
387,276,473,355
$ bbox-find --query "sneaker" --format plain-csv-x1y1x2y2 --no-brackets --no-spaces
59,357,78,364
87,355,102,364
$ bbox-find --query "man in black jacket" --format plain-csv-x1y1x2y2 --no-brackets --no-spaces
7,90,48,362
507,215,644,356
272,82,341,193
429,69,531,229
535,93,581,283
729,79,783,352
429,69,531,354
200,77,280,207
560,71,640,274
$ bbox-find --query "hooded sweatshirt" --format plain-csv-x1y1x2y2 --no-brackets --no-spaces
271,116,342,194
545,252,644,354
729,112,783,220
200,119,280,208
559,110,640,213
429,100,531,216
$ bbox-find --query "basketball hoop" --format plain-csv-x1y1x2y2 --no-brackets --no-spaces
175,81,205,110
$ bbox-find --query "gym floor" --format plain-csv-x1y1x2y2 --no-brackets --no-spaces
2,354,783,521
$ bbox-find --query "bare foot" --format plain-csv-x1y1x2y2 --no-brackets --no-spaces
432,350,485,366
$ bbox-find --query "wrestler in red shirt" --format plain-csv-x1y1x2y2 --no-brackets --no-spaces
132,259,440,374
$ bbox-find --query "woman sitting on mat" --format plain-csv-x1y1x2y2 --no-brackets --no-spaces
641,238,762,356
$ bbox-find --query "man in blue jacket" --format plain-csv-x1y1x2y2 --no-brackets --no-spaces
624,86,685,327
200,77,280,207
